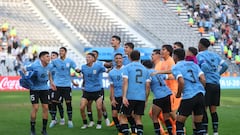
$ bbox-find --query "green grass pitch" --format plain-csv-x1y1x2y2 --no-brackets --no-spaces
0,90,239,135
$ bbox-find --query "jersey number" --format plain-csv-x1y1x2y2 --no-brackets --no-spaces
135,69,143,84
187,69,196,83
156,75,165,86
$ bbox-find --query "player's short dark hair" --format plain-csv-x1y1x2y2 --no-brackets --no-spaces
199,38,210,48
51,51,59,56
173,48,185,60
60,47,67,52
92,50,99,56
188,47,198,56
162,44,173,56
152,49,161,54
142,60,153,69
112,35,121,42
114,53,123,57
173,42,184,49
130,50,140,61
124,42,134,49
39,51,49,58
87,52,96,58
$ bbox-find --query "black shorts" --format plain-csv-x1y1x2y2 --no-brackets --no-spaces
205,83,220,106
178,93,205,117
101,88,105,101
30,90,49,104
112,97,123,112
153,94,172,113
49,89,63,102
82,90,103,101
120,100,145,116
53,87,72,102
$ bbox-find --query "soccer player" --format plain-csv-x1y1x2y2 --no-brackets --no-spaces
172,48,206,135
104,35,124,68
48,51,64,128
50,47,80,128
123,42,134,65
197,38,228,135
85,50,110,127
143,60,173,135
173,41,184,50
120,50,151,135
24,51,55,135
80,53,107,129
109,53,124,133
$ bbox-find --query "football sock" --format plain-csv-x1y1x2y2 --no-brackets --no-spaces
112,117,121,132
30,121,36,132
66,102,72,121
165,119,173,135
153,122,161,135
176,121,184,135
211,112,218,133
195,122,205,135
202,110,208,133
57,103,64,119
121,124,129,135
136,124,143,135
51,102,57,120
127,116,136,133
87,112,93,121
103,111,108,119
42,119,48,131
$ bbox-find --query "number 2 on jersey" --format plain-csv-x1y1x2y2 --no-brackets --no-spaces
136,69,143,84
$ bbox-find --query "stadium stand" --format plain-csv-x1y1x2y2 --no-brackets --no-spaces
47,0,150,48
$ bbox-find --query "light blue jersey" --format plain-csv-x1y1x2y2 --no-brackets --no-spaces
112,47,124,66
172,61,205,100
81,63,106,92
197,50,226,84
123,55,131,65
123,62,150,101
95,60,105,88
51,58,77,87
108,66,124,98
26,60,53,90
148,69,172,99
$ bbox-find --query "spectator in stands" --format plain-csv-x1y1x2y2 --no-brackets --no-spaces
13,54,22,76
21,36,31,48
10,26,17,39
1,20,9,37
10,36,21,56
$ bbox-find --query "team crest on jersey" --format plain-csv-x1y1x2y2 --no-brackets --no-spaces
93,70,97,74
66,63,70,68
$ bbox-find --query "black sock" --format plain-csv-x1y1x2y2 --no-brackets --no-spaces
83,119,87,125
103,111,108,119
57,103,64,119
176,121,184,135
195,122,205,135
30,121,36,132
66,102,72,121
153,122,160,135
211,112,218,133
97,120,102,125
136,124,143,135
202,110,208,133
51,102,57,120
165,119,173,135
87,112,93,121
127,116,136,133
113,117,120,132
121,124,129,135
193,129,198,135
42,119,48,131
